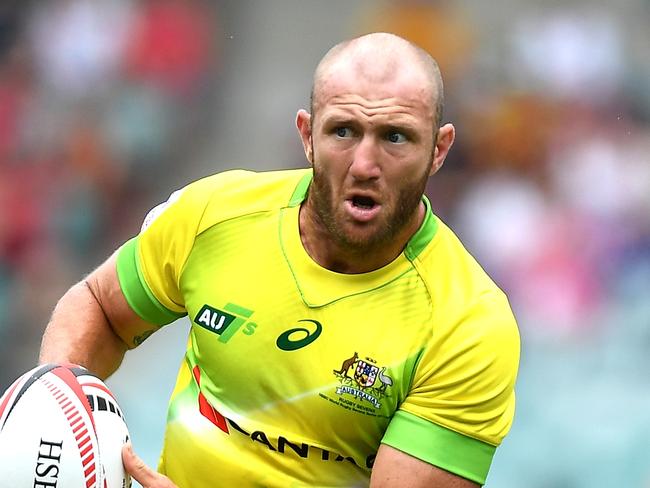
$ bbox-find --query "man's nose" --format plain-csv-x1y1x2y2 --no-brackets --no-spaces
349,135,381,180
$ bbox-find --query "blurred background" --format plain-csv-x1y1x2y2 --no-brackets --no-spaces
1,0,649,486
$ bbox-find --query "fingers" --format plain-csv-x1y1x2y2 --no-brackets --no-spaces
122,442,178,488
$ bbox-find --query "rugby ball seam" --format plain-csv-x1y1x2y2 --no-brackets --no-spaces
40,376,99,488
0,364,58,429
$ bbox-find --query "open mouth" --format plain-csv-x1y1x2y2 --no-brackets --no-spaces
351,195,377,209
345,195,382,222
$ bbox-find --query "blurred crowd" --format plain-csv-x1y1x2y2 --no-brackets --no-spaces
363,2,650,485
1,1,649,486
366,0,650,341
0,0,218,383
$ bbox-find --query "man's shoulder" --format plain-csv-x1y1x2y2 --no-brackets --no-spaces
188,167,310,201
180,167,311,231
415,217,519,347
416,218,494,285
415,217,515,318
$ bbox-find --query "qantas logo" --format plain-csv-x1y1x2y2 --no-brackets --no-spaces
192,366,375,469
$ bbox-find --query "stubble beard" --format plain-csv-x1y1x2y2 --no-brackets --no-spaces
309,158,432,255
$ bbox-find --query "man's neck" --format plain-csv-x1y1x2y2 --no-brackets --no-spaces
298,201,425,274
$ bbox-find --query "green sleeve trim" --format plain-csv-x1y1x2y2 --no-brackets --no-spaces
116,237,186,325
382,410,496,485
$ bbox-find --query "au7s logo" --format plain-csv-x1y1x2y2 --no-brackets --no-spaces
194,303,322,351
193,303,256,343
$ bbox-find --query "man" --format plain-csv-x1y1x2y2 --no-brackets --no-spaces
40,33,519,487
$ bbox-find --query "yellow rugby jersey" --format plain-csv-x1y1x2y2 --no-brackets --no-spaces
116,168,519,487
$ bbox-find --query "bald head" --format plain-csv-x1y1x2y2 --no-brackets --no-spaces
311,33,444,128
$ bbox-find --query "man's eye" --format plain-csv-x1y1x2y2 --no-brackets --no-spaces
335,127,353,138
387,132,407,143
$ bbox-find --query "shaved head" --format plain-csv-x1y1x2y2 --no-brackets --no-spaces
311,32,444,129
295,32,457,272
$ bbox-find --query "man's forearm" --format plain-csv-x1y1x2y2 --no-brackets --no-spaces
40,280,130,380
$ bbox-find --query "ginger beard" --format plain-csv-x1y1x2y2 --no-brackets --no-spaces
308,140,433,254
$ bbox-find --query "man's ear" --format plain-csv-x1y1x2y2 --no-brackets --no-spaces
296,109,313,164
430,123,455,176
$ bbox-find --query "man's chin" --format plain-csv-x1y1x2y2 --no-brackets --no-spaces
337,223,392,252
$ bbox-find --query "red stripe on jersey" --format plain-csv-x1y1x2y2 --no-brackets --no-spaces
192,365,229,434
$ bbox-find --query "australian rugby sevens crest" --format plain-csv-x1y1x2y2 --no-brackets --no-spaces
318,352,394,417
354,359,379,388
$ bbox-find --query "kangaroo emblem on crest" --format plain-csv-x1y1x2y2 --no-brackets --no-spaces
333,352,358,375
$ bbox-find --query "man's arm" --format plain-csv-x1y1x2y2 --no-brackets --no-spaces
370,444,479,488
39,251,158,379
119,441,480,488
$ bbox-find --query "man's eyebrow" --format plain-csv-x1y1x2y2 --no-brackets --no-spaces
321,114,419,129
321,115,356,125
318,115,362,130
383,121,419,132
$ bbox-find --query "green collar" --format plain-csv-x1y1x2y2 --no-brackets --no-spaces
287,171,438,262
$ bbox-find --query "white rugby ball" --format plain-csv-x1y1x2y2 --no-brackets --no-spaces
0,364,132,488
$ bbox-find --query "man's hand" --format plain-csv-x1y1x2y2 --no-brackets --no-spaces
122,443,178,488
